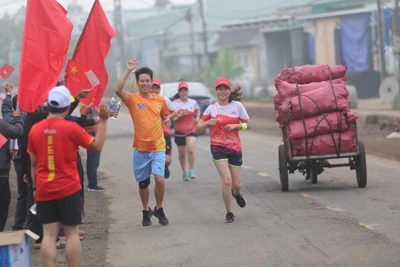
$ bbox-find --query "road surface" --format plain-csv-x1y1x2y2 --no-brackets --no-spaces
98,110,400,267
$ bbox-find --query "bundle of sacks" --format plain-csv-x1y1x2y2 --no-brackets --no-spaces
274,64,358,156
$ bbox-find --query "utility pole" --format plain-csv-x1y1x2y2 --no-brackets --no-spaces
186,8,196,78
114,0,126,76
199,0,210,66
377,0,387,78
393,0,400,84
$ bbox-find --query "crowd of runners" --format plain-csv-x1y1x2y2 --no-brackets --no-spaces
0,58,251,267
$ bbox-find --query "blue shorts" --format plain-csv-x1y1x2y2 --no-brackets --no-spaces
133,150,166,182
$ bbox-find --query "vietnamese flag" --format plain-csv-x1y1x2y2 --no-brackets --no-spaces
0,64,15,80
65,0,117,107
65,59,92,92
17,0,73,112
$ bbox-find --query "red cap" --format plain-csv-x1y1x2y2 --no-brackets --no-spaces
216,78,231,89
178,82,189,91
152,80,161,87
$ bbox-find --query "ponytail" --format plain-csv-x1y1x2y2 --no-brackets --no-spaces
229,85,243,102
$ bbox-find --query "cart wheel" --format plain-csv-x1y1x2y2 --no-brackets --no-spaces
311,160,318,184
305,161,311,180
356,141,367,188
279,145,289,192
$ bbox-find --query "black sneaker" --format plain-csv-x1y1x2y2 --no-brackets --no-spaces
142,208,153,227
232,190,246,208
88,185,105,192
225,212,235,223
164,166,170,179
153,206,169,226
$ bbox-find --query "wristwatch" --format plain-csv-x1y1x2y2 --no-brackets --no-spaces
31,186,36,191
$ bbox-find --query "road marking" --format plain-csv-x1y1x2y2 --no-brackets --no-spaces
242,165,251,169
257,172,270,177
325,206,346,212
359,223,380,230
301,193,313,199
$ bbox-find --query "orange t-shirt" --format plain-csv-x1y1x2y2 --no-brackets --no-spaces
124,93,170,152
28,118,94,202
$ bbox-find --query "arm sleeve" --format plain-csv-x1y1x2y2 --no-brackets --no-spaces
1,95,15,123
193,100,200,110
123,93,134,107
71,123,95,149
67,115,97,128
165,97,177,111
201,105,212,121
238,103,250,122
161,99,170,117
0,119,24,139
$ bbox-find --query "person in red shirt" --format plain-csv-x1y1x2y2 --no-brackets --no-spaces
151,80,177,178
172,82,200,181
196,78,250,223
28,85,112,267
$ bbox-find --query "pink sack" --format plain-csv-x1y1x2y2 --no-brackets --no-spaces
274,77,346,105
289,111,358,139
291,129,357,156
276,64,348,84
278,83,350,123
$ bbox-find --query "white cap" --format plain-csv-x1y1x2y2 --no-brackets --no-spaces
48,85,75,108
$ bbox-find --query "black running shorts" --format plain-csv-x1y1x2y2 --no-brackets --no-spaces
174,132,197,146
37,190,82,226
212,152,243,167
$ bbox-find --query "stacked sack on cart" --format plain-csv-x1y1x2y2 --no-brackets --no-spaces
274,64,359,156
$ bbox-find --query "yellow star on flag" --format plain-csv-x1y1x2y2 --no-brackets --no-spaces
70,66,78,74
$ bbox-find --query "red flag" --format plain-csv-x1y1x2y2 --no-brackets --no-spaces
0,64,15,80
65,59,91,91
65,0,117,107
17,0,73,112
0,134,7,149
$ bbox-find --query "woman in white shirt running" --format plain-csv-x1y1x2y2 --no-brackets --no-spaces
172,82,200,181
196,78,251,223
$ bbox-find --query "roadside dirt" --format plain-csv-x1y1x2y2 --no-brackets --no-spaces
244,102,400,162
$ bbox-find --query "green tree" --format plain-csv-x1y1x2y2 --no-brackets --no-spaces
203,47,244,89
154,0,171,9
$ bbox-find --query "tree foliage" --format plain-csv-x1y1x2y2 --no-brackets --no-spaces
203,47,244,88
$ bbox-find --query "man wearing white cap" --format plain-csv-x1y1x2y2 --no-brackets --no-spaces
28,85,112,267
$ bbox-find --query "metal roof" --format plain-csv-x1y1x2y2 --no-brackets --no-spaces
296,4,376,20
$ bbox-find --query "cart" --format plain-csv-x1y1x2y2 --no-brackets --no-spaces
278,121,367,192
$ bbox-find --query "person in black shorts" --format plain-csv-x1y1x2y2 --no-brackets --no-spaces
196,78,251,223
28,86,111,267
150,80,177,178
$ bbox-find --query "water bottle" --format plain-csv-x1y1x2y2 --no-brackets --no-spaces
113,100,121,119
109,97,116,110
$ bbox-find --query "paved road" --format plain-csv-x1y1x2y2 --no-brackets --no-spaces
100,110,400,267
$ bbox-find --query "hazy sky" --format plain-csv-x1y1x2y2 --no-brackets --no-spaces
0,0,196,15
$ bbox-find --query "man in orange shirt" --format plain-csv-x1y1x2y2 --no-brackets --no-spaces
115,59,171,227
28,85,112,267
